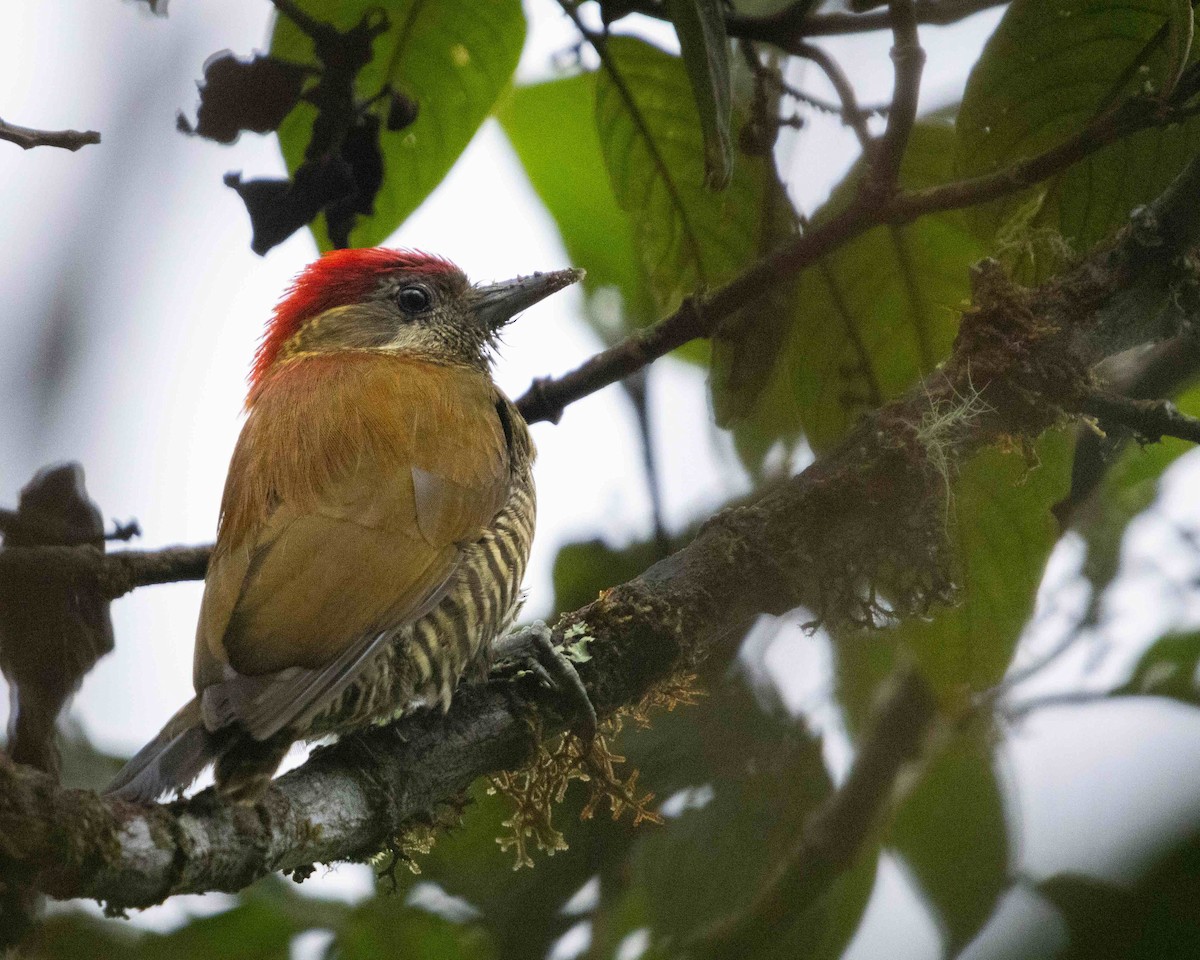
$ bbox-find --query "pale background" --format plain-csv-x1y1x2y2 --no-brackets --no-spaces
2,2,1200,957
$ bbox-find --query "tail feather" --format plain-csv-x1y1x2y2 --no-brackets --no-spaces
106,699,227,803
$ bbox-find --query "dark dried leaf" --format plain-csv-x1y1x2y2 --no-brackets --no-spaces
180,51,311,145
225,158,354,255
325,114,385,249
0,464,114,777
386,90,419,132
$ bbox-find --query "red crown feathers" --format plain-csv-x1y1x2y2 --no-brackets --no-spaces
250,248,459,394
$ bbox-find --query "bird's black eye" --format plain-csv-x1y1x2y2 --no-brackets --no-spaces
397,284,433,314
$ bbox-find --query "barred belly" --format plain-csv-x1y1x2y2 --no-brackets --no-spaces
308,471,535,734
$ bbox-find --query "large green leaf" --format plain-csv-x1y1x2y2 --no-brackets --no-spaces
589,676,875,960
271,0,525,250
1119,630,1200,703
719,123,984,464
334,898,497,960
835,433,1072,732
381,780,635,960
664,0,733,189
595,37,776,322
890,732,1009,953
1070,380,1200,606
957,0,1200,271
498,73,656,339
902,435,1072,695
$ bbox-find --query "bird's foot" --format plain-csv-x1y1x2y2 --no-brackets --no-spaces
495,620,597,743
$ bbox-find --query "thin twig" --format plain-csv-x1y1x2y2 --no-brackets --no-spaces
887,98,1158,222
867,0,924,194
513,7,1188,425
0,545,210,598
1002,689,1114,722
793,42,874,150
0,117,99,151
1081,391,1200,445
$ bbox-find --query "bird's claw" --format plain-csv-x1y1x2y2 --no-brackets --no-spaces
495,620,598,743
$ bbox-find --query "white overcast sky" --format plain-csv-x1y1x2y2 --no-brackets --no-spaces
4,1,1200,955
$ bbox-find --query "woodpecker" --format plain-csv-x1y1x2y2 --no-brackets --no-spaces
108,248,587,803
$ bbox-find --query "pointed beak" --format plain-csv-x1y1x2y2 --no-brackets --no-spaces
472,267,585,331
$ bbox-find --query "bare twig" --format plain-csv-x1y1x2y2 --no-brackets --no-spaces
886,98,1161,222
793,42,874,150
1081,391,1200,445
0,545,210,598
1002,689,1113,722
867,0,924,194
0,117,100,152
513,98,1154,424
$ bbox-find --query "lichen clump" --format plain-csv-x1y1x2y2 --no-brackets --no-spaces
487,673,702,870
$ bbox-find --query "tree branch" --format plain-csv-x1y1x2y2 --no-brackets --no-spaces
517,92,1178,423
1081,391,1200,445
623,0,1007,43
4,149,1200,909
793,42,874,150
867,0,924,193
0,545,210,599
0,118,100,151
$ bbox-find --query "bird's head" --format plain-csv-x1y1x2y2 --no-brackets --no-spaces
248,248,583,402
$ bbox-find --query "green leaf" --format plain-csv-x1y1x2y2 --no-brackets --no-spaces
1039,831,1200,960
590,675,875,960
956,0,1200,272
722,122,983,461
335,899,497,960
595,37,775,315
908,434,1072,695
271,0,525,250
380,780,637,959
664,0,733,189
498,73,656,341
1069,380,1200,609
835,434,1072,732
552,537,667,616
890,732,1009,952
1119,631,1200,703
